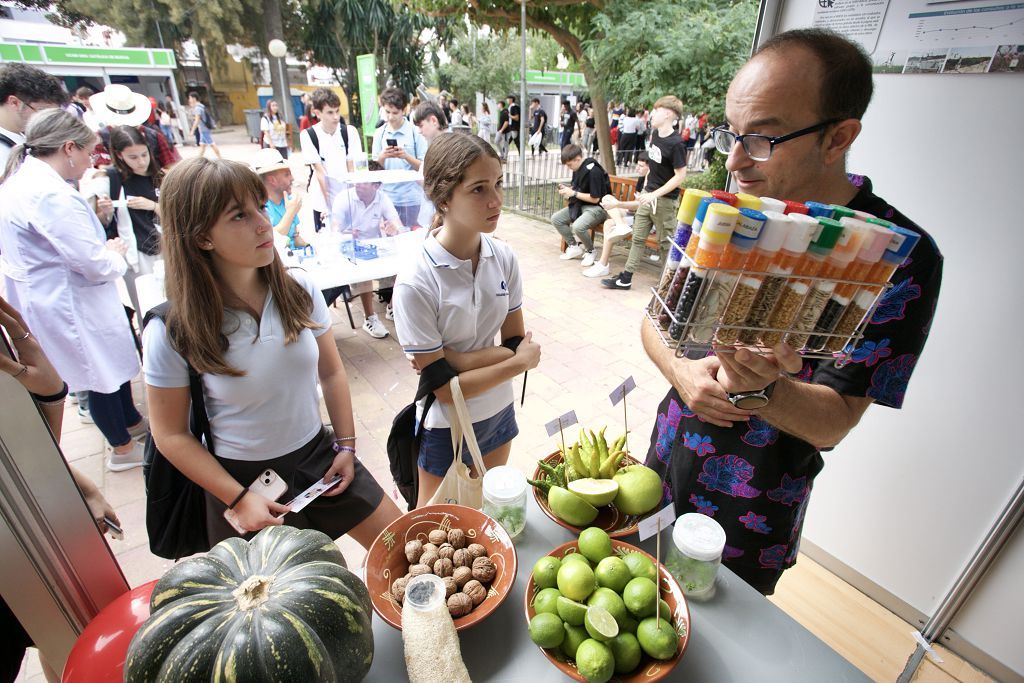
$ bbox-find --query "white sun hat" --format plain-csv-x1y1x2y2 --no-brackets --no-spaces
251,147,291,175
89,84,152,127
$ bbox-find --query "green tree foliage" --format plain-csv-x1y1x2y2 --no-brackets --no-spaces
586,0,758,120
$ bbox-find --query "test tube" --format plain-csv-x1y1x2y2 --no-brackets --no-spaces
734,193,762,211
668,204,739,340
830,205,855,220
805,201,835,219
710,190,739,206
786,218,870,349
761,217,844,347
806,223,891,351
714,211,791,345
739,214,818,344
651,189,710,315
658,197,726,328
690,208,767,343
783,200,809,215
759,197,787,214
824,225,921,352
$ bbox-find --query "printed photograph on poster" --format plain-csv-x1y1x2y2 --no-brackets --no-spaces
873,49,909,73
904,50,949,73
989,44,1024,72
941,46,996,73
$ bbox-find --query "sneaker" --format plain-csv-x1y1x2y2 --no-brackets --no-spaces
560,244,585,260
127,416,149,440
580,250,596,267
70,392,79,406
601,272,633,290
648,253,661,263
385,303,395,321
583,262,610,278
78,404,94,424
106,440,144,472
607,224,633,240
362,314,389,339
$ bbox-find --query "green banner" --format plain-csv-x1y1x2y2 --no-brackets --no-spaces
356,54,378,139
518,70,587,87
0,42,176,69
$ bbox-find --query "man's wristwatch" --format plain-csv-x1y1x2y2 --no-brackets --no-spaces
727,381,776,410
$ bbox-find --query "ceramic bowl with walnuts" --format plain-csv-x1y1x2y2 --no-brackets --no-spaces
366,504,518,631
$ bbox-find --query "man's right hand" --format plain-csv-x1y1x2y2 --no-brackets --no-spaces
232,492,291,532
286,192,303,213
671,355,752,428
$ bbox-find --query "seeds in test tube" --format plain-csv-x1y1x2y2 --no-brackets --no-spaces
739,275,786,344
761,285,806,347
715,280,759,345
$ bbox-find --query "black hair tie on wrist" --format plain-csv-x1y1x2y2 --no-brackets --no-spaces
31,381,68,403
228,486,249,510
502,335,525,352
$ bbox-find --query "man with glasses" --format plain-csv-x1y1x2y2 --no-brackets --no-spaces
0,63,68,169
640,29,943,595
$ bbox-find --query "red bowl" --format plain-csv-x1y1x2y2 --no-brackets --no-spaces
524,539,690,682
365,504,517,631
532,451,659,538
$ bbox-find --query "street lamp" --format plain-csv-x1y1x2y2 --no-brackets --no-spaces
268,39,291,125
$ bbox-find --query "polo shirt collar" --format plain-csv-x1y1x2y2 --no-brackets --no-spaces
424,232,493,270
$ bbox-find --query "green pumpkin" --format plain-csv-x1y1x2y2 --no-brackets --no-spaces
125,526,374,682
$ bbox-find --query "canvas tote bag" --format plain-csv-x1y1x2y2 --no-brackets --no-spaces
427,376,488,508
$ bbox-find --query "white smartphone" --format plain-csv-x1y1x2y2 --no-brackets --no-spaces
223,469,289,534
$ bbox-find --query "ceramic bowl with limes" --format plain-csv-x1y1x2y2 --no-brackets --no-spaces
524,537,690,682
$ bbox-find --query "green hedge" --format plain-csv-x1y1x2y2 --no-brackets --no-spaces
681,153,728,192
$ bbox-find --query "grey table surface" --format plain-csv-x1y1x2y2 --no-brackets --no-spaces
365,497,869,681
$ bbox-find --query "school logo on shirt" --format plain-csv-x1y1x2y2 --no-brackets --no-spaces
496,280,508,297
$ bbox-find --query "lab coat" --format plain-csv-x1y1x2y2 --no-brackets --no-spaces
0,157,140,394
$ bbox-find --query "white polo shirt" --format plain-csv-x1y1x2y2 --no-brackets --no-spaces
394,232,523,429
300,122,364,214
142,270,333,461
330,186,400,239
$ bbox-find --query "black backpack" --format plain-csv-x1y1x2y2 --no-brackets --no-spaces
304,123,349,186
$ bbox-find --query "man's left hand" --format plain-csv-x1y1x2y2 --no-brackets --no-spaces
714,343,803,394
557,184,574,199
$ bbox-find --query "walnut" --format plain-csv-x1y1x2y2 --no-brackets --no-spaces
463,579,487,606
422,543,439,555
404,540,424,565
448,528,467,549
447,592,473,618
428,529,448,545
452,548,473,568
472,556,497,583
467,543,487,559
437,543,455,561
453,565,473,588
391,577,409,603
433,557,454,577
442,576,458,598
419,550,439,570
408,563,432,577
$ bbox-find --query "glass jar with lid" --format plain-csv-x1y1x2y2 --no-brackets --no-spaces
482,466,527,539
666,512,726,600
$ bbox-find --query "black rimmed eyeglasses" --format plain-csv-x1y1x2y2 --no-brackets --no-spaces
711,119,840,162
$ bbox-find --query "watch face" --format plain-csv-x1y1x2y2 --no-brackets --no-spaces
733,393,770,410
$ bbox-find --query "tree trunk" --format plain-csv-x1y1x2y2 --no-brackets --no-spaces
581,60,616,175
262,0,295,126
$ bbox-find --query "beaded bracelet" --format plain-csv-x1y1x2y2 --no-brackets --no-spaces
332,436,357,442
31,381,69,405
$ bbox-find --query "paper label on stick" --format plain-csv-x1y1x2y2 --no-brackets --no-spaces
609,376,636,406
638,502,676,542
545,410,579,437
285,474,342,514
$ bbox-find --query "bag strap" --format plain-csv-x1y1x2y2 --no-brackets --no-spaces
414,357,459,438
142,303,215,455
0,132,15,149
446,376,487,477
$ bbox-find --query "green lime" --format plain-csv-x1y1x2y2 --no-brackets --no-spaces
556,596,588,626
594,556,632,593
659,598,671,621
532,556,561,589
623,577,658,619
636,616,678,660
529,612,565,649
619,615,638,635
584,605,619,642
622,552,658,582
532,587,562,615
561,623,589,659
607,632,643,674
586,587,629,628
548,486,599,526
561,551,592,568
578,527,613,564
575,639,615,683
557,559,597,602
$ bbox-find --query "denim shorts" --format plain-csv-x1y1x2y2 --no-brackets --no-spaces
418,404,519,476
198,128,214,144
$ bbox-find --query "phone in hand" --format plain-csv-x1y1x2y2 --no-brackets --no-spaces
386,138,398,147
223,469,289,534
103,515,124,540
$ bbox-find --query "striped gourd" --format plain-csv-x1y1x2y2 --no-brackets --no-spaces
125,526,373,682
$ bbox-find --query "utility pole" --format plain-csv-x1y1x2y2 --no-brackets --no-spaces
519,0,526,210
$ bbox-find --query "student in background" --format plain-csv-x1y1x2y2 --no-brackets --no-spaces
0,62,67,170
187,91,221,160
551,143,610,267
372,87,428,228
252,147,306,249
299,87,362,233
585,152,649,278
261,99,289,158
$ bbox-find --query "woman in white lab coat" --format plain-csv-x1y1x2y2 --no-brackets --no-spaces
0,108,147,471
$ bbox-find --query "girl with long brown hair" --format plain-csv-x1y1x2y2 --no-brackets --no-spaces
144,157,399,544
393,133,541,506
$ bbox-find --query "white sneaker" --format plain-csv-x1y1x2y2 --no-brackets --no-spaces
607,224,632,240
127,416,150,440
78,404,94,424
583,262,610,278
385,303,395,321
580,250,596,267
106,440,144,472
362,315,389,339
560,244,585,260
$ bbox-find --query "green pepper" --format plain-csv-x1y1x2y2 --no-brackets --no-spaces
527,478,552,495
588,429,602,478
600,450,626,478
537,460,559,479
564,443,588,478
552,462,567,488
611,433,627,455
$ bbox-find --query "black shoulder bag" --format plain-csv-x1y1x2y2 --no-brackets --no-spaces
387,358,459,511
141,303,215,560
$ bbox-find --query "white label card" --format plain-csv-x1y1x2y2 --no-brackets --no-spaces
609,376,636,406
545,410,579,438
285,474,343,514
638,502,677,542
